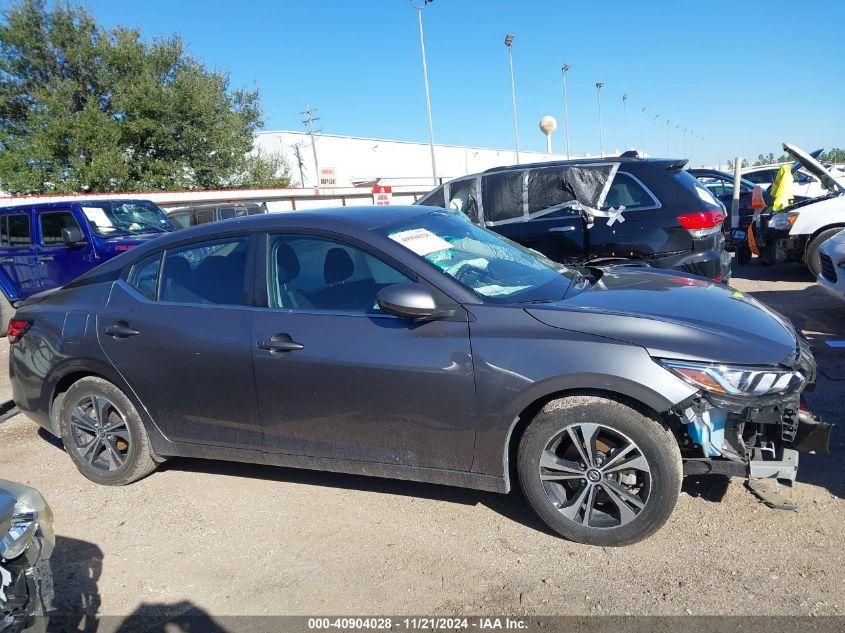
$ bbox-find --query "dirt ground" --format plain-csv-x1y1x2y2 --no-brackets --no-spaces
1,259,844,622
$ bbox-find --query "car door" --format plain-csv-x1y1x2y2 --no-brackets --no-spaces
251,231,476,470
97,235,263,450
581,171,655,259
34,207,96,290
0,209,39,300
486,167,586,263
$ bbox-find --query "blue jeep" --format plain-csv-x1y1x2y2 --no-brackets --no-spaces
0,199,173,332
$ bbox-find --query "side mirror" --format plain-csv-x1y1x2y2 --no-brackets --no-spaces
61,226,86,245
376,283,438,319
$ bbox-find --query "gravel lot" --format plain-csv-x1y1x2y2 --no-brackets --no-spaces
1,259,843,622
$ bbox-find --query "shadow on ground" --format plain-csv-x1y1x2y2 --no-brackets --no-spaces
160,457,556,537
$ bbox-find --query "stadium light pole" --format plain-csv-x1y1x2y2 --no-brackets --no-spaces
595,82,605,157
640,106,646,154
561,64,571,159
666,119,671,156
504,34,520,163
622,93,628,150
412,0,438,185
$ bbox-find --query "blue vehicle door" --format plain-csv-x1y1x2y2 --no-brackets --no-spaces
0,208,39,300
34,206,96,290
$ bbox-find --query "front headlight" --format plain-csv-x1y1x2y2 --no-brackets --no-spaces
658,359,804,397
769,212,799,230
0,481,53,561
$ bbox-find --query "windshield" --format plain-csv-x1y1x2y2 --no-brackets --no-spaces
81,201,172,236
378,209,580,303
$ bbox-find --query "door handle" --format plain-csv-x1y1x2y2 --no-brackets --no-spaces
104,323,140,338
257,333,304,353
37,256,54,263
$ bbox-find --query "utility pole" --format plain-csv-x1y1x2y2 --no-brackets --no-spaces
595,82,605,157
412,0,438,185
300,103,321,188
622,93,628,150
505,34,520,163
561,64,571,160
293,143,306,187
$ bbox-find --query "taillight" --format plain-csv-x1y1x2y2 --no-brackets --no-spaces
678,210,724,238
7,319,31,344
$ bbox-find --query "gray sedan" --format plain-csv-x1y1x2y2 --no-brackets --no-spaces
6,206,828,545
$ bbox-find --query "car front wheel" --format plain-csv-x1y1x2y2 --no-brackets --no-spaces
518,395,682,546
59,376,158,485
805,228,843,278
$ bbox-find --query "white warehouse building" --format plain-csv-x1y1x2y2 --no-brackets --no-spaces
254,130,597,189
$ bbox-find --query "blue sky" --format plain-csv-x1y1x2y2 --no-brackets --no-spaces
36,1,845,163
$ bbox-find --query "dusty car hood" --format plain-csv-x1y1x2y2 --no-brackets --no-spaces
784,142,845,194
526,269,798,365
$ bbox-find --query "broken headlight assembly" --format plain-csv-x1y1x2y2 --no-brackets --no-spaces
658,359,805,398
0,482,53,562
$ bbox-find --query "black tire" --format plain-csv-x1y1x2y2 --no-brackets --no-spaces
0,292,13,337
59,377,157,485
805,228,843,278
517,395,682,546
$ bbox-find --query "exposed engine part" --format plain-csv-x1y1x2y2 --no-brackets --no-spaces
749,447,798,482
682,405,726,457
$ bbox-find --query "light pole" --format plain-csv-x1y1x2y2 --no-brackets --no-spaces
561,64,571,159
622,93,628,150
412,0,438,185
640,107,646,153
504,34,520,163
595,82,605,157
665,119,671,156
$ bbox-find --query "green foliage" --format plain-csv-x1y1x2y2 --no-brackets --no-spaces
819,148,845,164
0,0,289,194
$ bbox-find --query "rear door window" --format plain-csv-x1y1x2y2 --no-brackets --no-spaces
0,213,32,247
527,167,576,216
195,208,215,225
159,237,250,306
482,171,525,224
39,210,81,245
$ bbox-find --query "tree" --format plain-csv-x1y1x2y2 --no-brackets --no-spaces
0,0,289,194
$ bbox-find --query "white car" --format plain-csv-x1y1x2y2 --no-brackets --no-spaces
756,143,845,276
743,161,845,200
817,228,845,299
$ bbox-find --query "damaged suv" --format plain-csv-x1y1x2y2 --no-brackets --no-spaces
6,206,829,545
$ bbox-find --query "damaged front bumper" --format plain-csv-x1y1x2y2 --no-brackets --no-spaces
678,393,831,484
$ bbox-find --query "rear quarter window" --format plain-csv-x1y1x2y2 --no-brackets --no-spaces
417,186,446,209
482,171,524,223
0,213,31,247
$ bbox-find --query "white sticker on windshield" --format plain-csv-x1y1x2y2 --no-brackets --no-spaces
389,228,453,256
82,206,111,227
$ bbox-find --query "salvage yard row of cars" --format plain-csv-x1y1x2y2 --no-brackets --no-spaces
0,148,840,629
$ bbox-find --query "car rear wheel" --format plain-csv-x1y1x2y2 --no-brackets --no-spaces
805,228,843,278
59,377,157,485
517,395,682,546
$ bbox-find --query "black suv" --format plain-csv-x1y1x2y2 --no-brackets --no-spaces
416,155,731,281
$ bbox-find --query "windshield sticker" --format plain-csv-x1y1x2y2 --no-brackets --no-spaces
389,228,453,257
82,206,112,228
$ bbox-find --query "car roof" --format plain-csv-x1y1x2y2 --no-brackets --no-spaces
479,156,686,175
132,205,433,247
0,199,158,212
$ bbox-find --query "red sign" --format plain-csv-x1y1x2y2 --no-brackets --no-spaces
372,185,393,206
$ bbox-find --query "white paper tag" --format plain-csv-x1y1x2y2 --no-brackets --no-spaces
388,228,453,257
82,206,112,228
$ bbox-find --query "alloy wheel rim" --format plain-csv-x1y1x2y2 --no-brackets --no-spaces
538,423,652,529
68,394,130,472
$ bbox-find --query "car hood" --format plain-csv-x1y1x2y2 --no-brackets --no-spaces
526,269,798,365
784,142,845,194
